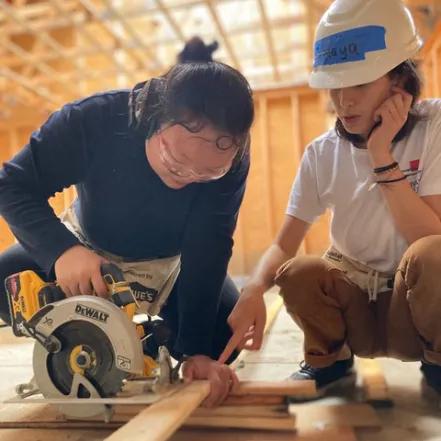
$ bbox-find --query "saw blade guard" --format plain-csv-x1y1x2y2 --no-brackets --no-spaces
33,296,144,376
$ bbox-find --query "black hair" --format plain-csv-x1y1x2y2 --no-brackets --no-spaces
335,59,426,145
177,36,219,63
131,62,254,159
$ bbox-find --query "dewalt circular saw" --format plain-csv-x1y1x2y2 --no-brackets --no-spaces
4,263,182,420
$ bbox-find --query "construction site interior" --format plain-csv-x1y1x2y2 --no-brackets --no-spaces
2,0,441,440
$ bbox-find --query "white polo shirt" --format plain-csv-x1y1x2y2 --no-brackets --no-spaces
287,98,441,274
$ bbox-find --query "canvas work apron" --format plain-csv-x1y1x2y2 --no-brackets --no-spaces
59,205,181,316
323,245,395,302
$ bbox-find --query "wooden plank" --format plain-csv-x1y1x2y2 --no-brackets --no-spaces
192,405,288,418
290,403,381,431
103,381,210,441
356,358,394,408
0,429,111,441
260,96,275,241
233,380,315,396
0,427,357,441
185,415,296,431
170,427,358,441
0,380,314,424
222,395,285,406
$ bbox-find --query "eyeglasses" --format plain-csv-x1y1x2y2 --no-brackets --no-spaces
157,132,231,182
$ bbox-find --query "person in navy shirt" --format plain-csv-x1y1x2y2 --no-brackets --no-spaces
0,44,254,407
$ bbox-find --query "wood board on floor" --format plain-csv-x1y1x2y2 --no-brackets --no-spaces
356,358,394,407
0,427,358,441
290,403,381,431
103,381,211,441
171,427,358,441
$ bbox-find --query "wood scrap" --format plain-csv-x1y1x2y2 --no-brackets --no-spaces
193,404,289,418
0,403,296,432
356,358,394,408
290,403,381,432
232,380,316,396
0,429,111,441
185,415,297,431
0,427,358,441
222,394,285,406
102,381,210,441
169,427,358,441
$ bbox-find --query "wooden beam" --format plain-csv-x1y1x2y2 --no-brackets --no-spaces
0,2,91,85
21,39,44,78
290,403,382,431
257,0,280,81
100,0,164,71
0,0,77,23
77,0,152,73
303,0,316,63
3,15,303,69
185,415,296,431
31,45,307,87
2,37,78,95
103,381,210,441
2,12,86,36
204,0,240,70
357,358,394,408
290,92,307,254
50,0,137,86
260,96,275,239
431,45,440,97
154,0,186,43
1,67,63,107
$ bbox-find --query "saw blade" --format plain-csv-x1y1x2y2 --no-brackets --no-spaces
33,320,128,419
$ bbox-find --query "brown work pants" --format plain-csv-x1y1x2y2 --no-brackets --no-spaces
274,236,441,368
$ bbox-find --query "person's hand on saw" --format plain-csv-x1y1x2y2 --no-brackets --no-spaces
182,355,239,408
54,245,109,297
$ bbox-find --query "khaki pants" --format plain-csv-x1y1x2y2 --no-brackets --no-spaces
274,235,441,368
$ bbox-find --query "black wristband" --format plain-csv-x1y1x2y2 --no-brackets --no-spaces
377,175,407,185
374,161,399,174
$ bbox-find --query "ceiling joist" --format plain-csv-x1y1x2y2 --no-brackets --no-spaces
0,0,438,115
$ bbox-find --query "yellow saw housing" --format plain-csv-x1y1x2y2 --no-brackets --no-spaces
5,267,159,378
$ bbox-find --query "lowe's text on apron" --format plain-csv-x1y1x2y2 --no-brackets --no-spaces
59,205,181,316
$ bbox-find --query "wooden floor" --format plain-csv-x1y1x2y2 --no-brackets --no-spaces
0,291,441,440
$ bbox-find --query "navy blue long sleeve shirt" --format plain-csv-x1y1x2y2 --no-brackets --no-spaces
0,89,249,357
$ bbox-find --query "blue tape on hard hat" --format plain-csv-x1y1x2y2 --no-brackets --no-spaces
313,25,386,68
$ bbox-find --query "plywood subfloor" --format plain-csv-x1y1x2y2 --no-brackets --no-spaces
0,291,441,440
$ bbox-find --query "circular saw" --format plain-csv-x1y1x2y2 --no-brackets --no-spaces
3,263,184,421
24,296,144,419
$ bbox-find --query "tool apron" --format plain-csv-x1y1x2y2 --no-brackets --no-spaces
59,204,181,316
323,246,395,302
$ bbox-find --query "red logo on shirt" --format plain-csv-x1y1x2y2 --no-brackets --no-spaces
409,159,420,171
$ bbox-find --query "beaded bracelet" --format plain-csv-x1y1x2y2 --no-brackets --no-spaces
375,164,400,175
374,162,399,174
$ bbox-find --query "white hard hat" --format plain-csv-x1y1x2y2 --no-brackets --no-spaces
309,0,423,89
